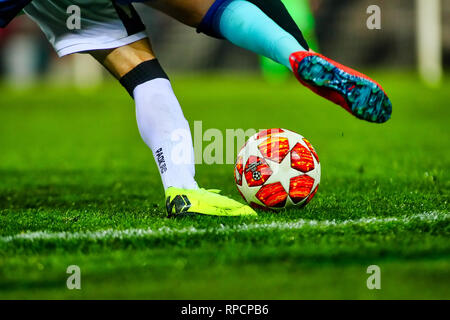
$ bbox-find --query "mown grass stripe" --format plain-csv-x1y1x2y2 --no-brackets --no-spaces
1,211,448,243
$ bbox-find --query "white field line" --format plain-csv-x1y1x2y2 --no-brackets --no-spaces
0,211,448,244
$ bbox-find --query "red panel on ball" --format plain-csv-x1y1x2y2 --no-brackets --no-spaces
235,156,244,186
303,138,319,162
291,143,315,173
256,128,284,140
256,182,288,208
258,136,290,163
289,175,315,204
244,156,273,187
305,184,319,204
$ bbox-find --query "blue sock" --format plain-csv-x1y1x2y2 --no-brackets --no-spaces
202,0,307,70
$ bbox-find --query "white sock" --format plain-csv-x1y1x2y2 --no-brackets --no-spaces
134,78,198,191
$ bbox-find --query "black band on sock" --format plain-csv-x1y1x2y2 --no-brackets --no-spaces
119,59,169,98
246,0,310,51
196,0,230,38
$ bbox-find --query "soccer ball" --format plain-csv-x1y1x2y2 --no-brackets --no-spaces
234,128,320,210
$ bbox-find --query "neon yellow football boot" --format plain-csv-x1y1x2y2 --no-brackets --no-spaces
165,187,257,217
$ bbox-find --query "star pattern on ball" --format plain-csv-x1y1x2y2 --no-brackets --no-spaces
235,129,321,209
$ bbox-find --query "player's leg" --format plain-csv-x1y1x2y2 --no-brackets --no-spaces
203,0,392,123
126,0,392,123
132,0,304,69
90,39,256,217
24,0,255,216
89,39,198,192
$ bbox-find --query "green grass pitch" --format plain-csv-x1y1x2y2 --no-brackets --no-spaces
0,72,449,299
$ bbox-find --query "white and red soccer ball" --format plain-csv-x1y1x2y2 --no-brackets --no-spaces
234,128,320,210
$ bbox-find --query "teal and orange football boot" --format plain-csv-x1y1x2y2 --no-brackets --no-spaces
290,51,392,123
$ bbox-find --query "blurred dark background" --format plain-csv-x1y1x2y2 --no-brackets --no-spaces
0,0,448,86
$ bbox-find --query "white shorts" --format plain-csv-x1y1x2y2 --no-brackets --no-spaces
24,0,148,57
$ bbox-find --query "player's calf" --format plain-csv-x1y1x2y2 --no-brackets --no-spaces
91,39,199,191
